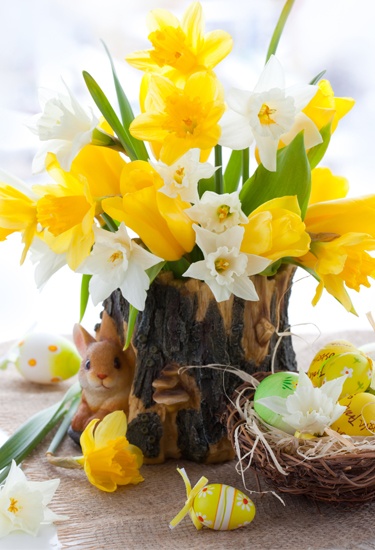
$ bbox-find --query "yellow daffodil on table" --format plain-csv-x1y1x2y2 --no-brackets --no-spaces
126,1,233,84
47,411,144,492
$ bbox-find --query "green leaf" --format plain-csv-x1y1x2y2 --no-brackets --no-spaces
101,212,119,232
223,150,243,193
261,259,282,277
46,395,81,456
124,305,138,350
310,70,326,85
80,274,91,322
307,122,332,169
198,175,215,197
0,382,81,483
265,0,296,63
101,41,148,161
83,71,137,161
214,145,223,194
165,257,190,278
239,132,311,219
147,261,166,284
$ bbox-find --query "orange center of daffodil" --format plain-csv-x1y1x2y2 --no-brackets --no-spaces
215,258,230,273
149,27,197,74
217,205,231,221
258,103,276,125
108,250,123,264
8,497,20,514
163,93,204,138
173,167,185,185
37,195,91,236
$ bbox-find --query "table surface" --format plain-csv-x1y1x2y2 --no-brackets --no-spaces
1,332,375,550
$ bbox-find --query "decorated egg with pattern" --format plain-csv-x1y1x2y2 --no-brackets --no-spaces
15,332,81,384
307,340,358,386
319,351,372,398
192,483,256,530
253,371,299,434
330,392,375,436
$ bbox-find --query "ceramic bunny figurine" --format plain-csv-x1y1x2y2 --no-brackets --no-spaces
70,311,136,433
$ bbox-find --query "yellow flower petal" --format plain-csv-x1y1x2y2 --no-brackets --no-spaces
93,410,128,448
303,79,355,132
309,167,349,205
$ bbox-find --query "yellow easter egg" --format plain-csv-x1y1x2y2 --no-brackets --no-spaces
320,351,372,398
192,484,255,530
307,340,357,386
15,333,81,384
253,372,298,434
331,393,375,436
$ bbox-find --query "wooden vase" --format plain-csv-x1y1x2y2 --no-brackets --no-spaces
101,264,297,464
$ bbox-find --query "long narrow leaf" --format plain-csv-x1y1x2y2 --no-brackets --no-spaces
0,382,81,482
223,150,242,193
83,71,137,160
80,274,91,322
265,0,296,63
101,41,148,161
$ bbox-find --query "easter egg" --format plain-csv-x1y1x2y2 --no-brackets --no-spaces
253,371,299,434
307,340,358,386
331,392,375,436
192,484,255,530
15,332,81,384
320,351,372,398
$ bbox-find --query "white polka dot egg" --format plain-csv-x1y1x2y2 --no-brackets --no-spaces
15,332,81,384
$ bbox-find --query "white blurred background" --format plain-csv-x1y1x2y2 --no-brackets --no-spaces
0,0,374,343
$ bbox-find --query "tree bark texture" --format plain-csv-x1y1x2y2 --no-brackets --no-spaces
102,265,297,464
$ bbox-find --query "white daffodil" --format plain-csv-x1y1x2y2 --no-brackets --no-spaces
257,369,347,436
76,223,163,311
219,55,322,171
186,190,248,233
183,224,270,302
29,236,67,289
150,149,216,204
28,82,98,173
0,460,67,538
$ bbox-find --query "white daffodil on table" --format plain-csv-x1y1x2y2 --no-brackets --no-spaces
256,369,347,437
219,55,322,171
0,460,67,538
76,223,163,311
150,149,216,204
186,190,248,233
28,82,99,173
183,224,270,302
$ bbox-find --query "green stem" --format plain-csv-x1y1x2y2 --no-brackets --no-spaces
214,145,223,194
46,396,81,456
242,148,249,184
101,213,119,232
265,0,296,63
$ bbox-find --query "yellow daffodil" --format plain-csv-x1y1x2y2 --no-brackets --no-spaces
130,72,225,165
34,146,125,270
126,1,233,83
305,195,375,237
303,79,355,133
299,233,375,313
309,167,349,205
0,173,38,264
240,196,311,262
77,411,144,492
102,160,195,260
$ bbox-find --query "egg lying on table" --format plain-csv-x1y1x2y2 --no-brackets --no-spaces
192,483,256,530
14,332,81,384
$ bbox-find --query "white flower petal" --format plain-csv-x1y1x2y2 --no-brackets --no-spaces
281,112,322,149
256,396,289,416
255,134,279,171
230,276,259,301
253,55,285,93
287,83,318,111
244,254,271,276
219,110,254,150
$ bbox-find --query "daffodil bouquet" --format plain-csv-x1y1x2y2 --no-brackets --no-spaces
1,0,374,337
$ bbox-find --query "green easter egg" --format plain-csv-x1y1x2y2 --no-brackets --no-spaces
253,372,299,434
320,351,373,398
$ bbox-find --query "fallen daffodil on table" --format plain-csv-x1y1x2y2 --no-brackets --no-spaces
47,411,144,492
256,369,347,437
0,461,67,538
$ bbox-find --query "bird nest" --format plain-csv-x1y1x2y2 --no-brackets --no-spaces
226,373,375,505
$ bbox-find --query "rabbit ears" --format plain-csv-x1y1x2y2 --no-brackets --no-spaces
73,311,122,358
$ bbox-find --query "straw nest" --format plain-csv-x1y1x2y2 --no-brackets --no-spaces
226,373,375,505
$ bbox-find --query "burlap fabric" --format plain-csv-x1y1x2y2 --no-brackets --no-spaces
1,333,375,550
